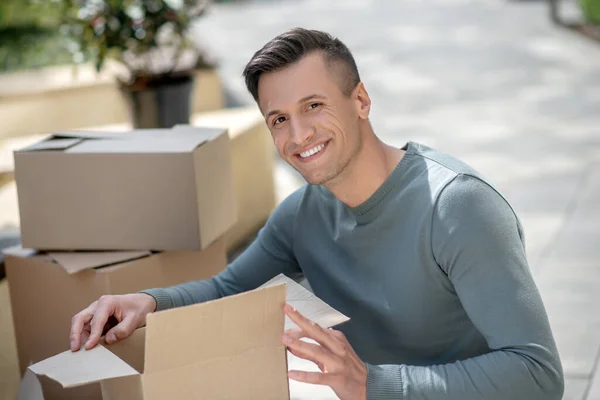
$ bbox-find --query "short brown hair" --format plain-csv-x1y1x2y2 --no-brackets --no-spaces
242,28,361,102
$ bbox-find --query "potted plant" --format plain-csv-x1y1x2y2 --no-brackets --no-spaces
60,0,216,128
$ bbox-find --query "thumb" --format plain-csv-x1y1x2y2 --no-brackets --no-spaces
105,315,138,344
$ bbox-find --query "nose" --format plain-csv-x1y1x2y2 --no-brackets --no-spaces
290,117,315,146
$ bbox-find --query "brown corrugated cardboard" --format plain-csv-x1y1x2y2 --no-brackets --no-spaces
14,126,236,251
190,107,277,252
47,251,151,274
0,279,20,400
26,284,289,400
4,237,227,400
22,274,350,400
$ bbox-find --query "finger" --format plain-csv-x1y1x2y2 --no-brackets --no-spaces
284,304,345,356
288,370,342,386
86,298,115,350
70,304,96,351
79,329,90,349
282,333,337,368
286,342,313,361
287,347,326,372
328,328,345,339
104,314,138,344
101,316,119,336
284,328,307,340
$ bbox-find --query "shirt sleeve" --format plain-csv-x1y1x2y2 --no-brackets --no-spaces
366,174,564,400
139,187,305,311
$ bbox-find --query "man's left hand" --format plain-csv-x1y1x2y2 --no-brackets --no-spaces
282,304,367,400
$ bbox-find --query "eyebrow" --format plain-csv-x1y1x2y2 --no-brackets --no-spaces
264,94,327,122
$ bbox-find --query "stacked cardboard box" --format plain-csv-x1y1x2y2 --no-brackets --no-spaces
9,125,351,399
190,106,277,253
4,126,237,399
13,126,236,251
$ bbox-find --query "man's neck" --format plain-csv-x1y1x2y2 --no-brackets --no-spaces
324,132,405,208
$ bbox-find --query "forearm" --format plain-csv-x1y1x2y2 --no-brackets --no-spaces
141,188,305,311
140,233,303,311
366,348,563,400
139,278,221,311
139,254,272,311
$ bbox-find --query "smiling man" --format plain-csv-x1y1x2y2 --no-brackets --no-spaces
70,28,564,399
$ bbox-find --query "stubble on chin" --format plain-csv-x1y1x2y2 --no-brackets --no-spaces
300,164,343,186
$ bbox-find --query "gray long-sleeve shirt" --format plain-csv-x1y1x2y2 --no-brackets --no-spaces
141,141,564,399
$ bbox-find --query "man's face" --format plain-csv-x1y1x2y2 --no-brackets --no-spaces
257,52,365,186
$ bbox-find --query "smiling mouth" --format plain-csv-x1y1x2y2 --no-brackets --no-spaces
297,141,329,161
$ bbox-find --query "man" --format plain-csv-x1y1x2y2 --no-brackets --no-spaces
70,28,564,399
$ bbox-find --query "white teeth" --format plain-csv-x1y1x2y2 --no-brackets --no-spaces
300,144,325,159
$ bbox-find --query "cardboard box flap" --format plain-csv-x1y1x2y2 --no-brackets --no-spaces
15,131,119,152
18,137,83,152
121,129,175,137
17,128,226,154
103,326,147,374
58,127,221,140
47,251,152,274
143,283,286,374
28,345,139,389
172,125,226,141
260,274,350,330
48,131,125,140
52,129,192,139
65,134,212,154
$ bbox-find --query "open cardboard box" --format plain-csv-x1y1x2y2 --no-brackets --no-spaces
14,126,236,251
20,274,349,400
4,237,227,400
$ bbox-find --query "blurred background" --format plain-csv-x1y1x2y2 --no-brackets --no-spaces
0,0,599,399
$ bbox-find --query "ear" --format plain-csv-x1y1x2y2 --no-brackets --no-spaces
353,82,371,120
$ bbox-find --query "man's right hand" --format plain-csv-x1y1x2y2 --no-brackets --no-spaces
70,293,157,352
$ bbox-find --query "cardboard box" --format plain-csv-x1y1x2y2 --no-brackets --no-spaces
0,280,20,400
21,274,350,400
4,237,227,400
14,127,236,251
190,107,277,252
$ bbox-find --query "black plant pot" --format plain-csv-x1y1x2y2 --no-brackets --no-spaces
120,74,195,129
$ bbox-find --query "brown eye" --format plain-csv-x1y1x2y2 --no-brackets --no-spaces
273,116,286,126
307,103,322,110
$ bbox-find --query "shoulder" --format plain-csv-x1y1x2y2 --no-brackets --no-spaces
436,174,516,222
435,172,518,231
433,173,525,247
404,142,524,240
409,142,487,180
407,142,514,215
